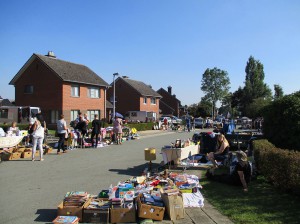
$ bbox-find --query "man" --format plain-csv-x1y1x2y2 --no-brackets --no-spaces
90,114,102,148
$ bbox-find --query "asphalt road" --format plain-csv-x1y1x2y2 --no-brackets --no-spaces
0,130,199,224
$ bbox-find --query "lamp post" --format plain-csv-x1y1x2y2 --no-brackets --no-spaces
113,73,119,121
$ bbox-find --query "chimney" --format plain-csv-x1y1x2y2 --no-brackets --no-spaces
46,51,56,58
167,86,172,94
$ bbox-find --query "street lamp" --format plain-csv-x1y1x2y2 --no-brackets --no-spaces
113,73,119,121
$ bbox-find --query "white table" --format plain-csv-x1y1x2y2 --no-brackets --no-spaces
0,136,24,148
161,145,199,165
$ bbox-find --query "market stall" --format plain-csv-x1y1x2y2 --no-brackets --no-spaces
161,144,199,165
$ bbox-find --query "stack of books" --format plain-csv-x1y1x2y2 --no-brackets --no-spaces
63,191,89,207
87,198,111,209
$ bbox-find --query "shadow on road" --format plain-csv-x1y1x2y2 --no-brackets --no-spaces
35,208,57,223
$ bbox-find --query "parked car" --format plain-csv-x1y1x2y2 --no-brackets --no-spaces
170,116,182,124
194,117,204,129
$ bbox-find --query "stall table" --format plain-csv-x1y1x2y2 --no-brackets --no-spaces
161,145,199,165
0,136,24,148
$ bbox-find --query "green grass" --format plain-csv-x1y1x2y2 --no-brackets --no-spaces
200,170,300,224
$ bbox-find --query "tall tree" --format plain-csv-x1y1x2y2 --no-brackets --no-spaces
274,84,284,100
244,56,272,101
201,67,230,119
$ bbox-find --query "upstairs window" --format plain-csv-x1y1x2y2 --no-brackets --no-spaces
24,85,33,94
71,85,80,97
143,97,147,104
151,97,156,105
88,87,100,98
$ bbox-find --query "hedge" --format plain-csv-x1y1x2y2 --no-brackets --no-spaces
253,139,300,195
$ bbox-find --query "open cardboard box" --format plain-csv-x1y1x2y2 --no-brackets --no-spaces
137,194,165,221
57,198,91,223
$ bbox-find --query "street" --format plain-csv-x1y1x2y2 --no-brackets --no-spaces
0,130,195,223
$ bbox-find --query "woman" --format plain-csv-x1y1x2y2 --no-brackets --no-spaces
9,121,19,135
206,150,252,192
207,133,229,168
56,114,68,154
31,119,45,161
113,116,123,145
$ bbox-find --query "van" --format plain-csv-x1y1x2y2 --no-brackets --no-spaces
0,106,40,124
124,111,157,123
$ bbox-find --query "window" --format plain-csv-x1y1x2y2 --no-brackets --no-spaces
71,85,80,97
151,97,156,104
71,110,80,121
88,87,100,98
87,110,100,121
143,97,147,104
0,109,8,119
50,110,59,123
24,85,33,94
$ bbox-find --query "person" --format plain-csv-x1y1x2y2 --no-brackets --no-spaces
90,114,101,148
56,114,68,154
31,119,45,161
207,133,229,168
84,113,90,125
163,117,168,130
206,150,252,192
25,119,35,146
186,117,191,132
2,122,8,133
36,110,47,143
113,116,123,144
8,121,19,135
75,116,88,147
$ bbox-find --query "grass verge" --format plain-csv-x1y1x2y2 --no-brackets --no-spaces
200,170,300,224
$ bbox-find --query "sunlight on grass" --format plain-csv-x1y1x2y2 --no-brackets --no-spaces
200,172,300,224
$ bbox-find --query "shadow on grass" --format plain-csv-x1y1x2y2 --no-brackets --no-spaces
201,174,300,224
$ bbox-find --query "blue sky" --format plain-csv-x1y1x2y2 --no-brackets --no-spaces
1,0,299,106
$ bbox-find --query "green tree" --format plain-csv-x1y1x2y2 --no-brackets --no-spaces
246,97,271,118
201,67,230,119
244,56,272,102
274,84,284,100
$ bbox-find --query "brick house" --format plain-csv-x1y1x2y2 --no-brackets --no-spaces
106,76,162,120
157,86,181,117
9,52,110,127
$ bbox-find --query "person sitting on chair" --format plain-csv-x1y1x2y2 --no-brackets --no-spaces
207,133,229,168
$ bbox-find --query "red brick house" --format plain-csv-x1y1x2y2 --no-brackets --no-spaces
9,52,110,126
106,76,162,120
157,86,181,117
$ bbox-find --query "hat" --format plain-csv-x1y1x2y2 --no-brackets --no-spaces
236,150,247,162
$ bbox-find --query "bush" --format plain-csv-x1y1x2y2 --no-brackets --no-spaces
262,91,300,151
253,139,300,194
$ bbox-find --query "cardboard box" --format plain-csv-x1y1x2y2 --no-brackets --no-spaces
52,215,79,224
1,152,21,161
83,208,109,223
110,207,136,223
137,195,165,221
161,193,185,221
21,151,32,158
57,198,91,222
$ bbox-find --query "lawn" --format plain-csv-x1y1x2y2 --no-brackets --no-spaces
200,170,300,224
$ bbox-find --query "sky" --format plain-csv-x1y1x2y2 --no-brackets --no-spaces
1,0,300,106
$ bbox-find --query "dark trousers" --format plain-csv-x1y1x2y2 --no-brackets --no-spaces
57,133,65,152
91,132,99,147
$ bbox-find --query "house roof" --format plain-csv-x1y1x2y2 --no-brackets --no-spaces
116,77,162,98
0,99,14,106
157,87,181,102
9,53,110,87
